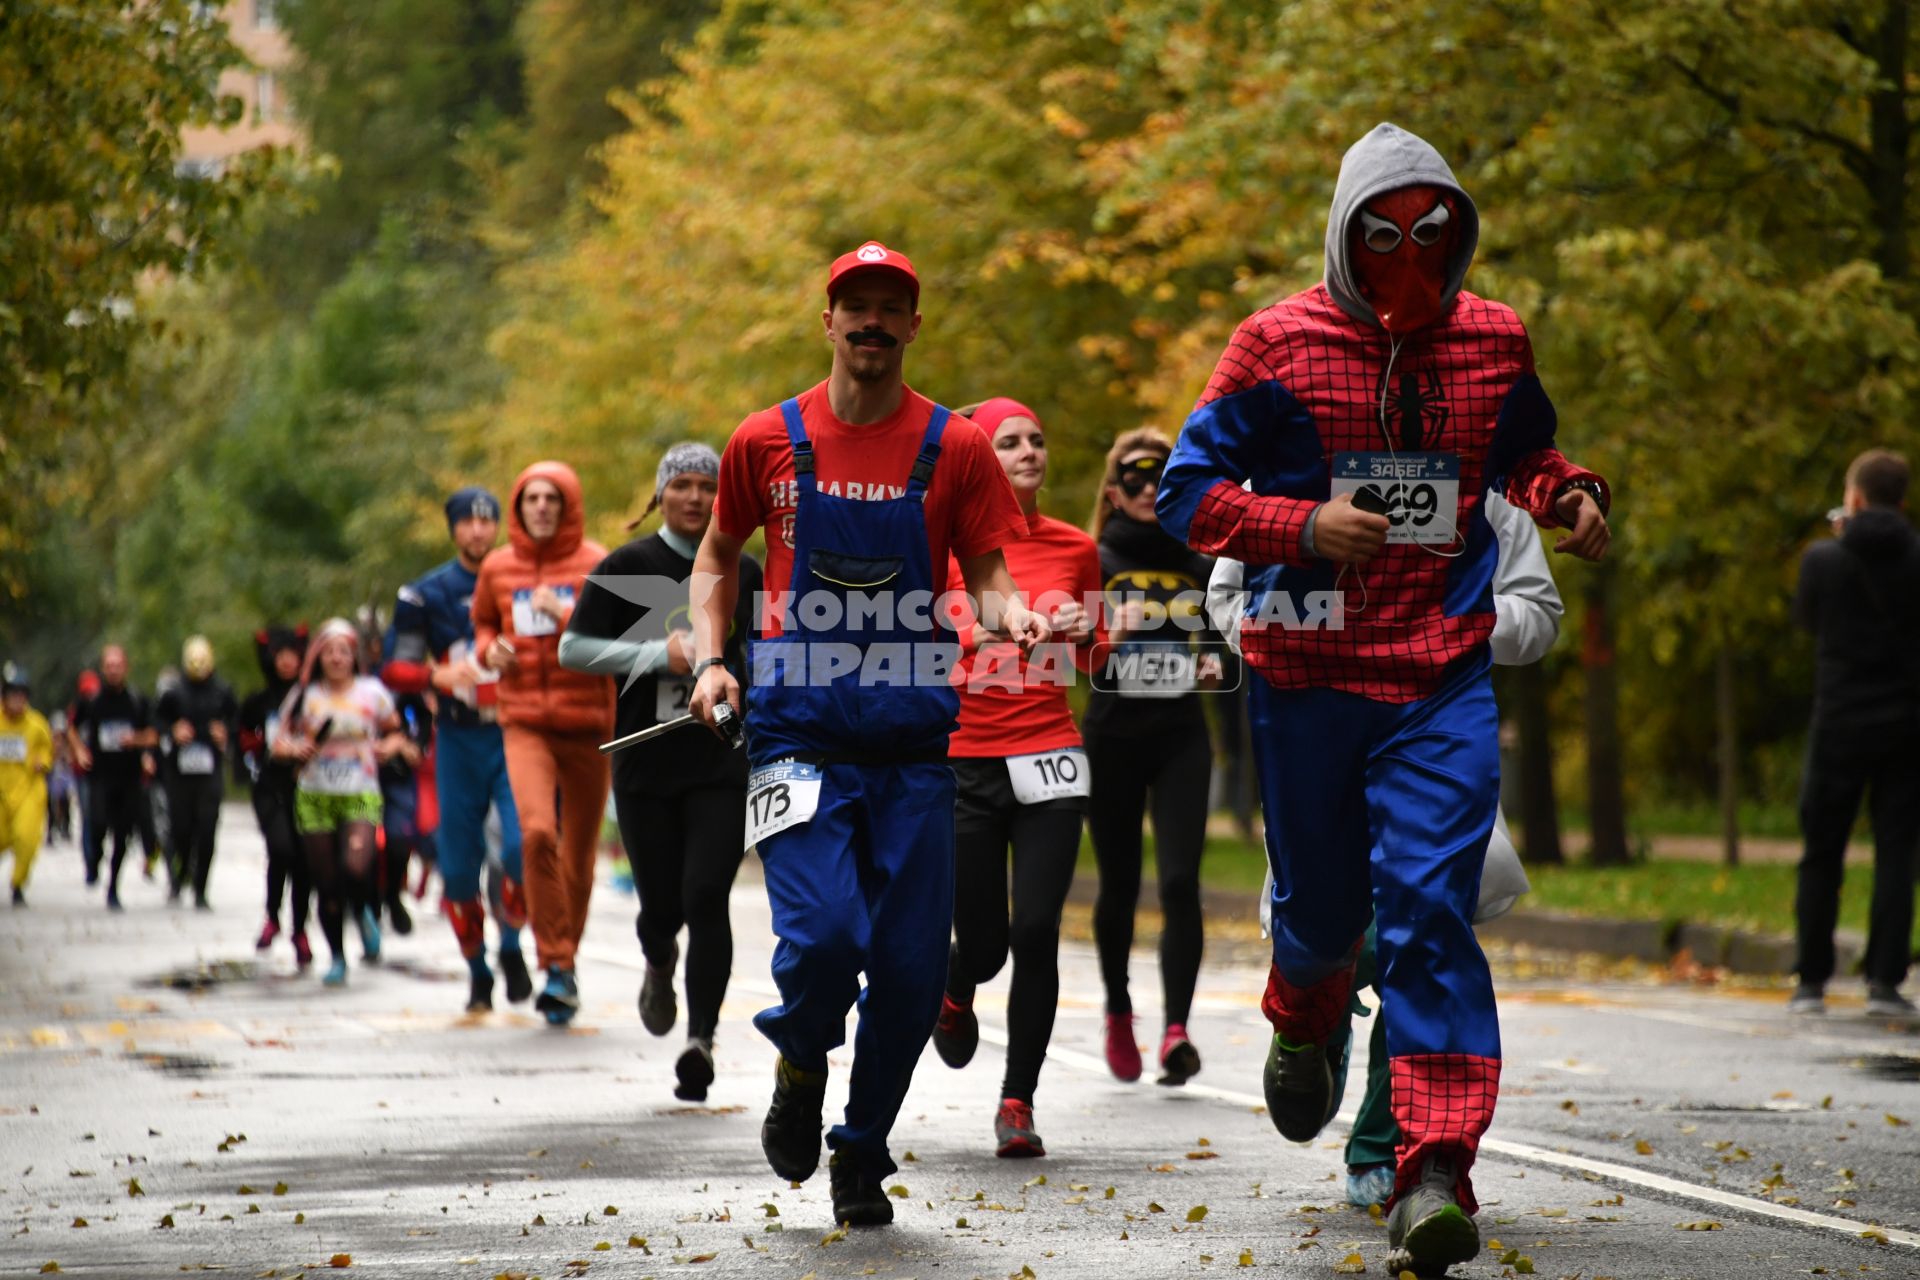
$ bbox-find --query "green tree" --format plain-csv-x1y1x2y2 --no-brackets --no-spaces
0,0,274,596
481,0,1151,543
496,0,718,227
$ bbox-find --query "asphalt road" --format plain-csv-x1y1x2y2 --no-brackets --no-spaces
2,805,1917,1279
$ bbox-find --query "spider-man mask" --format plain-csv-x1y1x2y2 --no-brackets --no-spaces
1351,184,1460,334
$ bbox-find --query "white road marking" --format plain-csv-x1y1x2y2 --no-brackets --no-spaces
577,947,1920,1251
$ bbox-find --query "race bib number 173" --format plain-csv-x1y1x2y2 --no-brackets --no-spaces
744,759,822,852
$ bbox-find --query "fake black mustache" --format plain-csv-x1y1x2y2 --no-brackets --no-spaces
847,329,898,348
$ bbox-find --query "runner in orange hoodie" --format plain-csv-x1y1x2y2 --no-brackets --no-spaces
472,461,616,1024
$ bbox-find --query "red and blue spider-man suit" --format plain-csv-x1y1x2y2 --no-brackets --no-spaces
1157,124,1611,1229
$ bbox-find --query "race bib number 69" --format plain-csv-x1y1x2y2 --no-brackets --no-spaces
1330,452,1460,546
745,759,822,852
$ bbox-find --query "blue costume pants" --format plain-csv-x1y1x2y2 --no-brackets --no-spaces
435,721,522,900
754,761,955,1178
1249,652,1501,1209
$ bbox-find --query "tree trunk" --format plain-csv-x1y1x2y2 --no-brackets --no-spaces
1870,0,1911,282
1583,568,1631,866
1717,644,1741,867
1512,661,1563,864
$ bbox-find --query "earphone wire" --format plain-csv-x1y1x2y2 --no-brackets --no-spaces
1373,331,1466,561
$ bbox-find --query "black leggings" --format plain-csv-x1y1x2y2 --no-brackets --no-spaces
614,785,746,1041
303,820,378,962
946,759,1084,1104
1087,721,1211,1026
167,776,224,902
254,785,310,934
95,780,143,894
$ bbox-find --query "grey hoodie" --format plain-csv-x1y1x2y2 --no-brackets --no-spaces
1322,123,1481,330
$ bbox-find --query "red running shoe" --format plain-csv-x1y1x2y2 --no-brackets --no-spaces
1157,1023,1202,1086
993,1098,1046,1158
1104,1012,1142,1082
291,931,314,970
255,919,280,952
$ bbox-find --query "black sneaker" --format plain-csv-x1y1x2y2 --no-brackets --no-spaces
1866,985,1919,1019
1385,1154,1480,1276
10,886,24,907
1263,1033,1334,1142
761,1056,827,1182
932,994,978,1069
387,895,413,936
499,949,532,1004
828,1152,894,1227
675,1037,716,1102
466,968,495,1013
639,943,679,1037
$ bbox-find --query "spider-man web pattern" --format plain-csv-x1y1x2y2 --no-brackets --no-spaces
1163,284,1605,704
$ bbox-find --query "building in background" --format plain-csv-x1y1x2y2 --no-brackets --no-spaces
179,0,300,173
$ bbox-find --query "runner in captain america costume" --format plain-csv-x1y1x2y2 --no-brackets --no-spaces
1156,123,1611,1275
383,486,532,1013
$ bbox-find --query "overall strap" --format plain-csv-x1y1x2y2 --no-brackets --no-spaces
779,398,815,492
906,405,951,503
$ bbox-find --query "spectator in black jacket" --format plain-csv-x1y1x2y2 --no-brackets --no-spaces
1792,448,1920,1018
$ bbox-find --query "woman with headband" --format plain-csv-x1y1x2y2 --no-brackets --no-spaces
929,398,1104,1158
562,444,763,1099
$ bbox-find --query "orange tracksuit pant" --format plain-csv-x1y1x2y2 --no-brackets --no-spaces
502,726,610,971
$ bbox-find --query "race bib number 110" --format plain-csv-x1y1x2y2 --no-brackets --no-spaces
745,759,822,852
1006,748,1090,805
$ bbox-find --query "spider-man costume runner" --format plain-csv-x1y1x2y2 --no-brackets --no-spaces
1158,123,1612,1274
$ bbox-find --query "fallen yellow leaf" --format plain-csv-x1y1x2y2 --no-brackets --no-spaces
1186,1205,1208,1223
1333,1252,1366,1274
329,1255,352,1269
1634,1139,1654,1155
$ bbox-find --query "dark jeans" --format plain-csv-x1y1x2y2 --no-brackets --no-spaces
1087,720,1212,1025
614,785,746,1041
1796,732,1920,988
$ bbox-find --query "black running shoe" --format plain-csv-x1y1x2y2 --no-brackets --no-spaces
761,1056,827,1183
1385,1154,1480,1276
387,895,413,936
674,1038,715,1102
639,943,679,1037
932,994,978,1069
466,968,495,1014
828,1153,894,1227
499,949,532,1004
1263,1033,1334,1142
10,886,23,907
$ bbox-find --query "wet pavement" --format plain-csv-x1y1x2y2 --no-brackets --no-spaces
3,806,1918,1278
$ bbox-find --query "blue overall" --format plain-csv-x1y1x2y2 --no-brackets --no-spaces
748,398,960,1179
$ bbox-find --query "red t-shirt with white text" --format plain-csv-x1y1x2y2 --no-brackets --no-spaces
715,382,1028,638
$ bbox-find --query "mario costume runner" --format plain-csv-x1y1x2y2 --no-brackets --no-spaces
690,242,1043,1226
1156,124,1612,1274
384,486,531,1013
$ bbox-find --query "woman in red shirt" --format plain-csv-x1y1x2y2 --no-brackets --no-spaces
929,397,1104,1159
